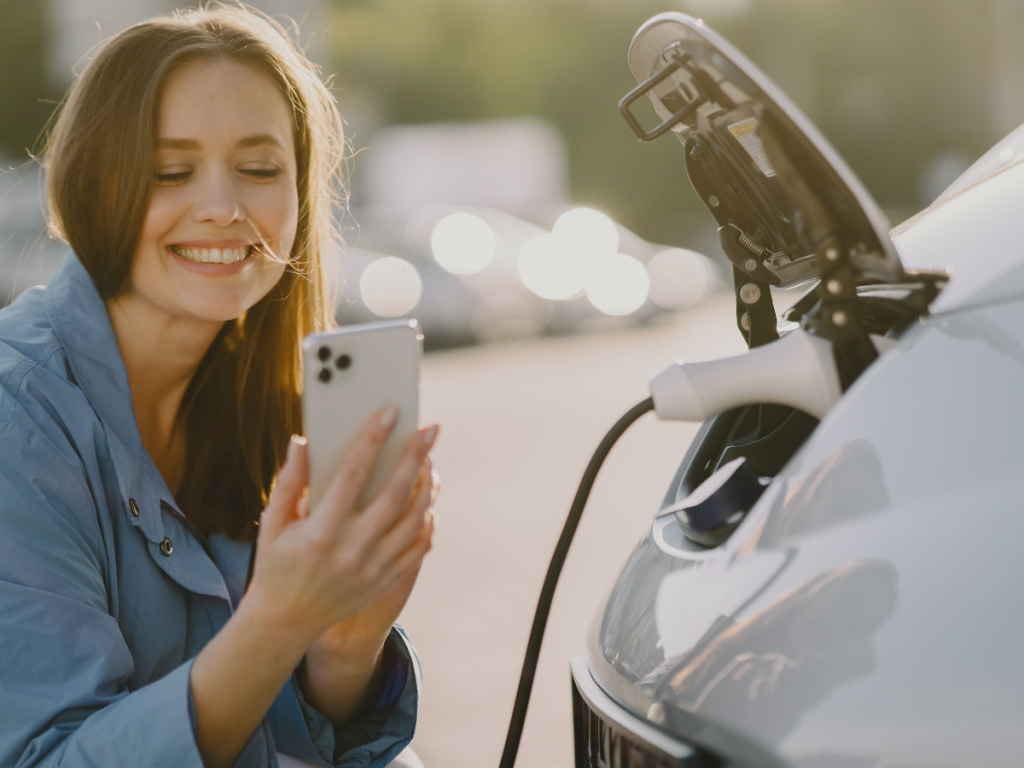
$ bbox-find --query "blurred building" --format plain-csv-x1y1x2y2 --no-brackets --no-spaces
340,117,719,347
362,117,568,216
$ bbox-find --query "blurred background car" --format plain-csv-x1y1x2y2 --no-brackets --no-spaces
338,117,722,347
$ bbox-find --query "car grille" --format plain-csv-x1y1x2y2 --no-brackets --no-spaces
571,656,713,768
572,685,676,768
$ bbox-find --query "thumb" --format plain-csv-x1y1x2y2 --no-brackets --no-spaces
261,435,309,542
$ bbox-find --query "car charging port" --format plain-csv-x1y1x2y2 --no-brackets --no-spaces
657,457,765,547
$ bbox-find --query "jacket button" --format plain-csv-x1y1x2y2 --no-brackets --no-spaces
128,498,140,517
159,537,173,556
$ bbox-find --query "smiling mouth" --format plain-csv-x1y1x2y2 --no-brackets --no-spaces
170,244,255,264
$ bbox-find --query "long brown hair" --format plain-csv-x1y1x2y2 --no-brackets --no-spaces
45,4,342,538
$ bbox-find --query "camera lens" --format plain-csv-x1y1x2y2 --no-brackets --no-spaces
317,346,331,362
335,353,352,370
318,368,332,383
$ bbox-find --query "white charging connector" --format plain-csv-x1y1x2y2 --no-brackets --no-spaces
649,329,842,421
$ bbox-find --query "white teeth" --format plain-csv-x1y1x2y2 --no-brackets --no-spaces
173,246,250,264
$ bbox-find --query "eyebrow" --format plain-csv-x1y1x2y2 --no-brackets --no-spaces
155,134,285,151
156,138,200,151
236,134,285,150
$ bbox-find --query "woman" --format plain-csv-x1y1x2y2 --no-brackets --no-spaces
0,6,437,768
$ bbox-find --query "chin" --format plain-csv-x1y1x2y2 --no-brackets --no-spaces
186,297,265,324
160,283,268,323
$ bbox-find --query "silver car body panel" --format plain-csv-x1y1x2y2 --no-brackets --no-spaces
594,13,1024,768
893,157,1024,314
591,257,1024,766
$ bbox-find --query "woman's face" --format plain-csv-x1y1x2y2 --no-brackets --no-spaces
127,58,298,324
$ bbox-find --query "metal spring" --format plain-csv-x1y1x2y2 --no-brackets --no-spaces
736,229,765,257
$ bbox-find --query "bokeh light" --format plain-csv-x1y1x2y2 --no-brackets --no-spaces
518,208,624,301
586,253,650,315
646,248,711,310
359,257,423,317
517,234,587,300
551,207,619,259
430,212,496,275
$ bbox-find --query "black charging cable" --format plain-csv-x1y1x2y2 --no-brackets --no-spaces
498,396,655,768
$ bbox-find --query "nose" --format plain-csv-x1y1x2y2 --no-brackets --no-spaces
191,168,246,227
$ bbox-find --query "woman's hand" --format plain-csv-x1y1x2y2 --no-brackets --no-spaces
299,456,437,722
310,457,436,649
249,407,438,647
190,408,438,768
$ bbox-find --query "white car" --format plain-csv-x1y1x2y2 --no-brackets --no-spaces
570,13,1024,768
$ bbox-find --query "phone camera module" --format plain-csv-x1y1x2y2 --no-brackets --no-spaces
317,346,332,362
318,368,332,383
335,354,352,371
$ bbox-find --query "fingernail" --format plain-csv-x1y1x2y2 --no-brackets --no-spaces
288,434,307,460
380,406,399,430
422,425,439,448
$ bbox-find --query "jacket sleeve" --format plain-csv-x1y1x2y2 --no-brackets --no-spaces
0,422,275,768
266,627,422,768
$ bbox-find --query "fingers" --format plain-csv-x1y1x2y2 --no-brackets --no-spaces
261,436,309,542
360,425,439,541
429,467,441,512
317,406,400,519
373,466,434,567
378,513,434,594
408,456,433,518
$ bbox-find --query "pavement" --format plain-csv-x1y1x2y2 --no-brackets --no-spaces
399,295,745,768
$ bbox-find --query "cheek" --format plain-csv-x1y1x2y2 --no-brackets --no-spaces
253,184,299,253
263,259,289,290
137,189,182,251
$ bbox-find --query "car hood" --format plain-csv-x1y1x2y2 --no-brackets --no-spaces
625,13,902,288
891,155,1024,314
588,293,1024,766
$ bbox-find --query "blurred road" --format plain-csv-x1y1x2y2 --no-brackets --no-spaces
400,295,745,768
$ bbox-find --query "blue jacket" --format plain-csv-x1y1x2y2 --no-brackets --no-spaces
0,254,420,768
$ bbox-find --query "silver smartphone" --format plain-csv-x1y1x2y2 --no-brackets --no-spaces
302,319,422,511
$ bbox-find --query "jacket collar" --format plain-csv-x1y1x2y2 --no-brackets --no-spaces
44,253,228,600
45,255,144,457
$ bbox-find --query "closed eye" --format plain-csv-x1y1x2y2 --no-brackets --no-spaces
152,167,283,184
240,168,282,181
155,171,191,185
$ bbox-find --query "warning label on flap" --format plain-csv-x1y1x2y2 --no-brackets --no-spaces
728,118,777,178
